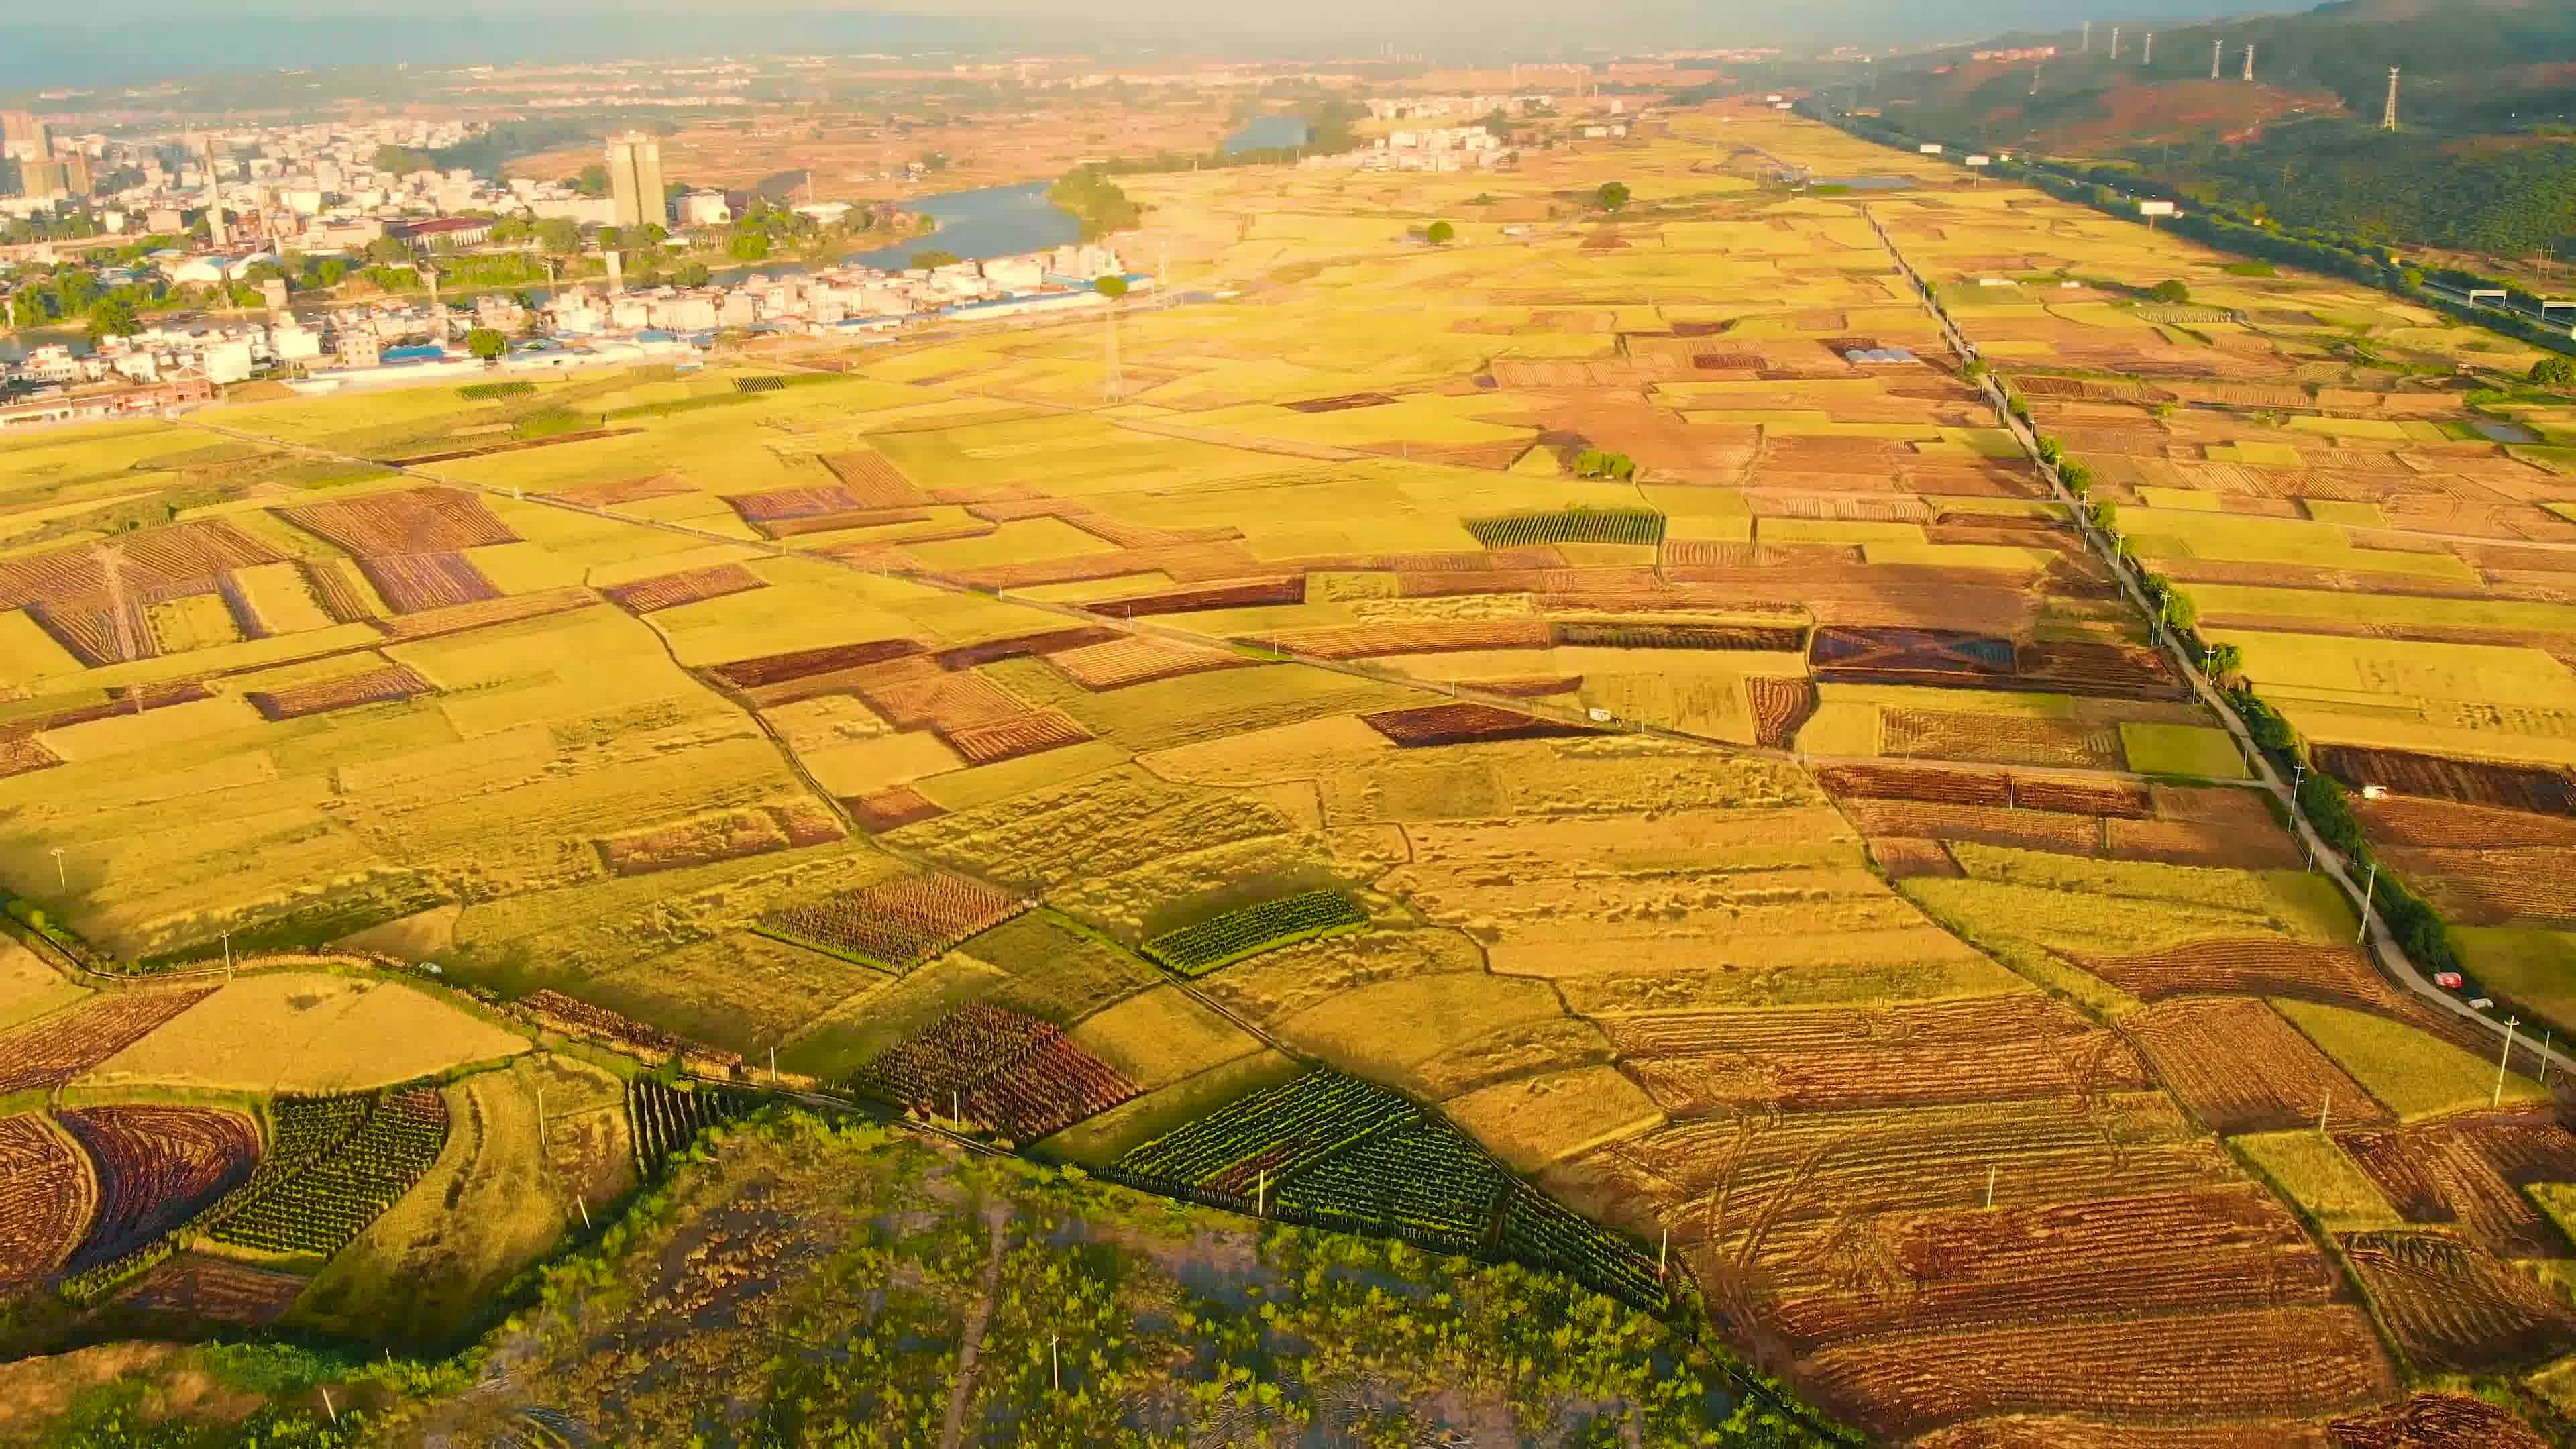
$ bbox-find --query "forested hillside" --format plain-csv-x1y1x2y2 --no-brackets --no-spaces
1853,0,2576,262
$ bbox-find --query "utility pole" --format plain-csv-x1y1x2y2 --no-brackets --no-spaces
50,847,65,890
2318,1091,2330,1137
1051,1334,1061,1393
2381,68,2400,131
2496,1016,2522,1107
2355,863,2378,944
2211,38,2224,80
2141,32,2153,66
2243,43,2255,83
2082,20,2092,53
2110,26,2121,60
1984,1165,1998,1209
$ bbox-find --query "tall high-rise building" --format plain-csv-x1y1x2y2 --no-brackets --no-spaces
606,132,667,230
0,110,46,164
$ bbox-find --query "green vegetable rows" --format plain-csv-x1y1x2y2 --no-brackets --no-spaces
1139,890,1368,977
1109,1069,1666,1311
209,1089,448,1259
1464,506,1666,549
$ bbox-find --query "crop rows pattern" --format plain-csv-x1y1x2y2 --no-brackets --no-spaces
2342,1230,2576,1374
517,989,746,1071
0,989,217,1095
851,1003,1140,1142
278,486,516,557
1112,1070,1665,1310
0,1114,93,1293
604,563,765,615
2315,745,2576,817
58,1107,258,1275
1360,702,1601,749
1140,890,1369,977
355,551,501,614
208,1089,449,1258
757,870,1024,973
244,664,436,721
455,380,534,400
1463,508,1666,549
628,1080,756,1175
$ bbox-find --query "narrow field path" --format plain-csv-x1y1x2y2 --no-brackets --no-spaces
1858,201,2576,1080
936,1203,1011,1449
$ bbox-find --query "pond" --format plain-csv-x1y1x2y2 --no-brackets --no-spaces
2469,417,2542,445
1225,115,1310,155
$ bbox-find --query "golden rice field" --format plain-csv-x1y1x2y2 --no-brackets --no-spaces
1,97,2570,1442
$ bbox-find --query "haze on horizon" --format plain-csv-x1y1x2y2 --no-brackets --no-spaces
4,0,2304,89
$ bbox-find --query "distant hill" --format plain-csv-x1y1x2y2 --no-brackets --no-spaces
1849,0,2576,260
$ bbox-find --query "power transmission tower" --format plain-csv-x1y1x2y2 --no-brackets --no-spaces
2382,68,2400,130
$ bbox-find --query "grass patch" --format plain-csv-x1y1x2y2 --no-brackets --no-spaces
2118,722,2250,780
2230,1128,2406,1230
2270,998,2548,1121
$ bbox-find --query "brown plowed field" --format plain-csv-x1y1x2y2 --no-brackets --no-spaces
1044,637,1248,690
722,484,863,524
114,1250,307,1326
2018,639,2184,698
941,710,1093,766
354,551,501,614
0,1114,94,1293
2351,795,2576,849
760,869,1024,973
1746,674,1819,748
2373,844,2576,926
1837,799,2102,855
58,1106,259,1273
842,786,947,834
244,664,435,721
2126,998,2392,1135
1087,578,1307,616
818,451,930,508
2314,746,2576,817
857,671,1028,733
0,735,62,780
2074,941,2403,1014
0,990,216,1095
2326,1391,2553,1448
1797,1306,2394,1440
1880,704,2118,769
278,487,515,556
0,519,284,612
1751,1185,2334,1352
1603,996,2085,1057
1915,1417,2326,1448
2011,774,2153,818
706,638,927,691
2335,1111,2576,1259
603,564,765,615
2340,1230,2576,1374
1817,763,2012,808
1360,702,1602,747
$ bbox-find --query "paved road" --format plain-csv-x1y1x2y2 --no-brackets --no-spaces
1858,202,2576,1083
